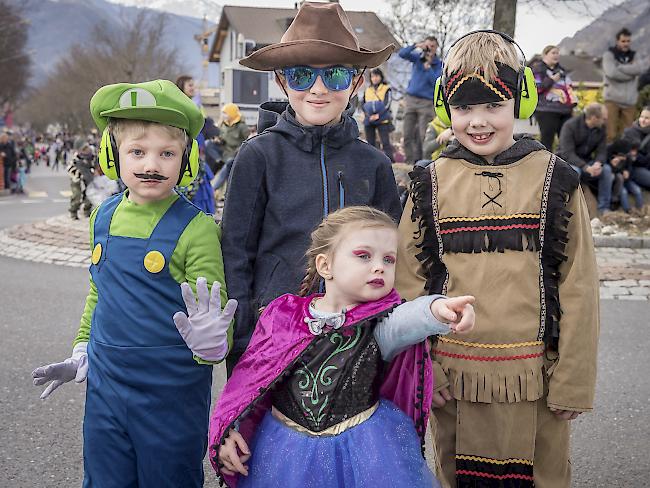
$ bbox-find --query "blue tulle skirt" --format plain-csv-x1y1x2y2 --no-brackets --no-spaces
238,399,440,488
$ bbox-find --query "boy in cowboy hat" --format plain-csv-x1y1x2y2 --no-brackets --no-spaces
32,79,237,487
221,1,402,375
395,31,599,487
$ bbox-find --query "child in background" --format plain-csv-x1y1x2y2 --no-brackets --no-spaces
608,138,644,213
211,206,475,488
360,67,394,161
221,2,402,375
32,80,236,487
66,143,95,219
396,31,599,487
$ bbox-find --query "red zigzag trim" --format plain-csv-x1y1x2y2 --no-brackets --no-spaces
433,350,544,361
439,224,539,234
457,469,534,481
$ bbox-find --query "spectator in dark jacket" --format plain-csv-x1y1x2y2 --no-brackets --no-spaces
557,103,614,213
0,132,17,192
607,138,643,213
623,106,650,190
531,45,577,150
398,36,442,163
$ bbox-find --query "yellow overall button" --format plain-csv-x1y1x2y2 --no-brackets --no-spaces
144,250,165,273
91,243,102,265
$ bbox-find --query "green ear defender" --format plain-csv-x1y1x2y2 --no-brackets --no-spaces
516,66,538,120
178,139,199,187
434,30,538,123
97,126,199,186
434,77,451,127
98,128,120,180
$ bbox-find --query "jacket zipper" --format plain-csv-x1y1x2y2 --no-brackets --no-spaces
319,139,329,218
337,171,345,209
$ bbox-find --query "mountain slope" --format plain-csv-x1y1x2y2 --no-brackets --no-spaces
559,0,649,60
14,0,214,86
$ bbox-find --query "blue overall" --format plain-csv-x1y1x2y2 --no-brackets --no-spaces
83,194,213,488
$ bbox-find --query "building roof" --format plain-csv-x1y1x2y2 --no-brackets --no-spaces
209,5,399,63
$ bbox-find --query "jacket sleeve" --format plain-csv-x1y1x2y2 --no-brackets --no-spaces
602,51,635,82
595,130,607,163
395,196,450,393
618,59,646,77
220,141,268,353
558,120,587,168
379,88,392,117
546,186,599,412
398,44,420,63
533,63,554,93
373,157,402,223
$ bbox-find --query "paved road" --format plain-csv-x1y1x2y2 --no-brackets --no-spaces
0,164,70,230
1,165,649,487
1,253,648,487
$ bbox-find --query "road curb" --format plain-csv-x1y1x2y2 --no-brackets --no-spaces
593,235,650,249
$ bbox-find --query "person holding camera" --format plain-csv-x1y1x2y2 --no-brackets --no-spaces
398,36,442,164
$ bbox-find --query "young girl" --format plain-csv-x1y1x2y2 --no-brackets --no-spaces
210,206,475,487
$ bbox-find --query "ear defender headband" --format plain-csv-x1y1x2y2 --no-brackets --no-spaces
98,126,200,187
433,30,537,126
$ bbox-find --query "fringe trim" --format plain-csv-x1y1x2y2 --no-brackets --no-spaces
441,226,540,254
434,341,545,404
444,366,545,404
409,165,447,294
538,156,579,349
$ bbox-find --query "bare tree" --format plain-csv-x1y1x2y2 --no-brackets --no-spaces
383,0,491,95
17,10,187,132
0,0,32,107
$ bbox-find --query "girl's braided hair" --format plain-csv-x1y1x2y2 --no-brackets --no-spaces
298,206,397,297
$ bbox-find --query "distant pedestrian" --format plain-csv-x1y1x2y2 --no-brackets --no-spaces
66,143,95,219
398,36,442,163
212,103,249,193
531,45,577,150
602,28,646,142
360,68,394,161
622,106,650,191
0,132,17,192
607,138,643,213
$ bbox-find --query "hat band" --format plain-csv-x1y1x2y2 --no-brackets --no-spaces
446,64,518,106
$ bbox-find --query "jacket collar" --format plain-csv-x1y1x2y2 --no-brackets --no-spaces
257,101,360,152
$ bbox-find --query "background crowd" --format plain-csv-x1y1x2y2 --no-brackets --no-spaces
1,26,648,225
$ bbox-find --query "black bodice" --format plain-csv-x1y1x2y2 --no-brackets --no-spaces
271,324,383,432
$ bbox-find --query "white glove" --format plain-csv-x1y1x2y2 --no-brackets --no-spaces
173,277,237,362
32,342,89,399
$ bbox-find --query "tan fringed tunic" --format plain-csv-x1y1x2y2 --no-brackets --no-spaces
396,142,599,488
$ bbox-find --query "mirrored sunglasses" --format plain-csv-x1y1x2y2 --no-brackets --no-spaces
281,66,357,91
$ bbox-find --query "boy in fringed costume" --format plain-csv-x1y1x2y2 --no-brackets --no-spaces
395,30,600,488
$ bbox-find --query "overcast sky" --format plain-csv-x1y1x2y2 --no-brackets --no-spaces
216,0,625,57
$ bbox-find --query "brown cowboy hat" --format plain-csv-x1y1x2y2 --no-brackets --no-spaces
240,2,395,71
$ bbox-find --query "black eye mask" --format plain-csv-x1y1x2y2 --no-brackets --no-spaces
446,63,519,107
134,173,169,181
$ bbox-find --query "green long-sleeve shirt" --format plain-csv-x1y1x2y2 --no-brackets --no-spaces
73,192,230,362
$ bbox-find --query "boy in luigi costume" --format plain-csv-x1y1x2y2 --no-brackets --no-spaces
32,79,237,487
395,31,599,487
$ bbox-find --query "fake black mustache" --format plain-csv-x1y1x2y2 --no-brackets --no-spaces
134,173,169,181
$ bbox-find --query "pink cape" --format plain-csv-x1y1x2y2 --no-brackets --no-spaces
209,290,434,487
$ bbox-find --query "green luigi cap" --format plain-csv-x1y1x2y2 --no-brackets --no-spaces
89,79,204,139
